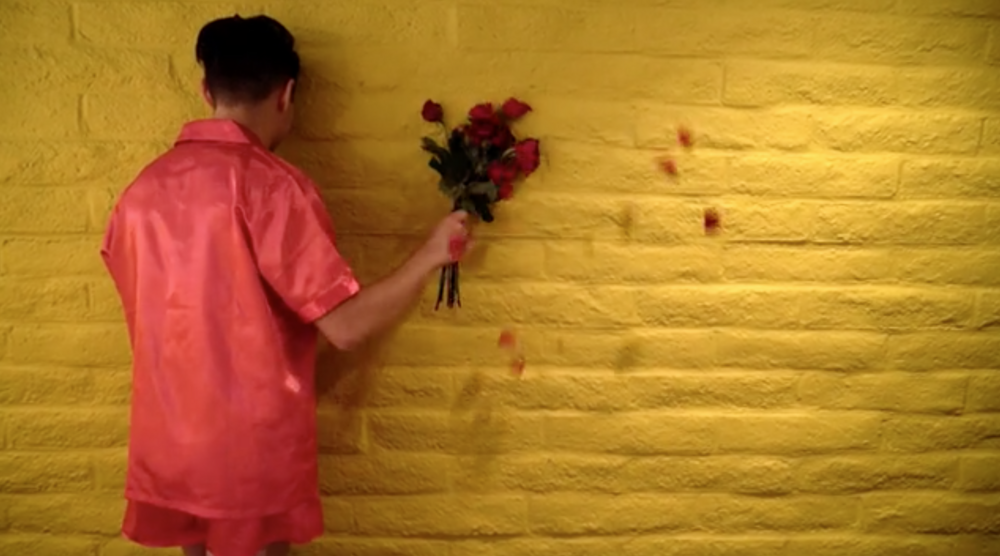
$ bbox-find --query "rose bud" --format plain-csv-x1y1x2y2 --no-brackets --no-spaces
501,98,532,120
421,100,443,123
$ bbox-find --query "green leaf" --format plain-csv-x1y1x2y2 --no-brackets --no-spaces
421,136,449,159
438,178,461,199
428,158,446,177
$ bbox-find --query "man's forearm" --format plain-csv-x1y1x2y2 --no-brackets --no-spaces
315,251,435,350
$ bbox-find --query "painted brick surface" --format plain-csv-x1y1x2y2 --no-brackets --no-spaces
1,0,999,554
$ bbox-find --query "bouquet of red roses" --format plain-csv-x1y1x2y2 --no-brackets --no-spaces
420,98,540,310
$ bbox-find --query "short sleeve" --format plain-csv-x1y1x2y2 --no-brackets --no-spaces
242,171,360,322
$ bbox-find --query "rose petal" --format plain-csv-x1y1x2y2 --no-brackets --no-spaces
661,158,678,176
678,126,693,148
498,329,517,349
704,208,721,234
510,355,526,377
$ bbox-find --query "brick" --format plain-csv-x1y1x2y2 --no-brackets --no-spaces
10,46,170,94
417,283,638,327
7,493,123,534
545,243,723,284
334,366,452,410
716,330,884,370
799,287,976,331
450,538,626,556
482,370,799,412
630,198,718,244
882,415,1000,452
321,498,352,533
887,333,1000,370
984,118,1000,154
621,456,793,495
7,324,131,367
316,409,364,454
0,141,163,187
959,455,1000,492
894,0,1000,17
534,141,729,197
458,5,637,53
265,2,449,47
544,412,715,455
529,493,856,535
723,0,894,11
635,286,800,329
93,450,127,491
0,279,89,321
624,329,716,369
975,291,1000,330
811,110,981,155
967,373,1000,412
729,153,898,199
299,538,448,556
901,158,1000,199
378,325,505,367
991,25,1000,64
0,453,93,493
815,14,990,65
6,408,129,449
715,412,882,455
725,61,898,107
91,369,132,406
88,279,123,321
513,98,635,148
0,90,79,139
318,454,449,495
463,239,547,281
0,366,94,405
0,1,71,44
814,202,988,245
0,188,90,233
894,248,1000,286
716,200,818,243
634,9,816,58
800,372,968,414
796,455,958,493
83,93,202,141
0,535,97,556
723,246,892,283
528,493,698,535
636,105,812,150
369,410,544,454
279,139,419,193
77,2,242,46
898,67,1000,111
0,237,106,276
351,495,527,537
784,535,1000,556
861,492,1000,534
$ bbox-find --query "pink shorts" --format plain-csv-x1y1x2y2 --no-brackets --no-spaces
122,498,324,556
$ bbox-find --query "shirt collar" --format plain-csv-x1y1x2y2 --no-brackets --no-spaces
175,119,266,148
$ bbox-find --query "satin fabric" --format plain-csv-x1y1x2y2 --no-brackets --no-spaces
101,119,359,540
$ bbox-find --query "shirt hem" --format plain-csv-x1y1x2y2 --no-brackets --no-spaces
124,490,320,520
298,276,361,323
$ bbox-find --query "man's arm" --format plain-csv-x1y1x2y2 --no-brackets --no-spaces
314,210,469,351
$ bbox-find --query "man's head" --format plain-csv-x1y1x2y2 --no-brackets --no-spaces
195,15,300,149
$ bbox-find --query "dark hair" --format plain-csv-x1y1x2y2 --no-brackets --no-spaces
195,15,300,105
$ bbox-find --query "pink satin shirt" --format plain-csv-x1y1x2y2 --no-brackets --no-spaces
101,119,360,518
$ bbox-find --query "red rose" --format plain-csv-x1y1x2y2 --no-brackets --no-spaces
491,125,515,149
469,103,494,121
421,100,443,123
513,139,540,176
661,158,678,176
488,159,518,191
498,182,514,200
501,98,532,120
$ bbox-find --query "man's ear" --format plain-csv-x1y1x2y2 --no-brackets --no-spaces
200,79,215,108
279,79,295,112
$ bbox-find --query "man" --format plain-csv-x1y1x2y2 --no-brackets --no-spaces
100,14,470,556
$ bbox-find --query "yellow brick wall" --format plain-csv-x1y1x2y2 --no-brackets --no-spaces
2,0,1000,554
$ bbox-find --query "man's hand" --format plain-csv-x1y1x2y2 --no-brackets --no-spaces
315,209,475,351
413,210,473,271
